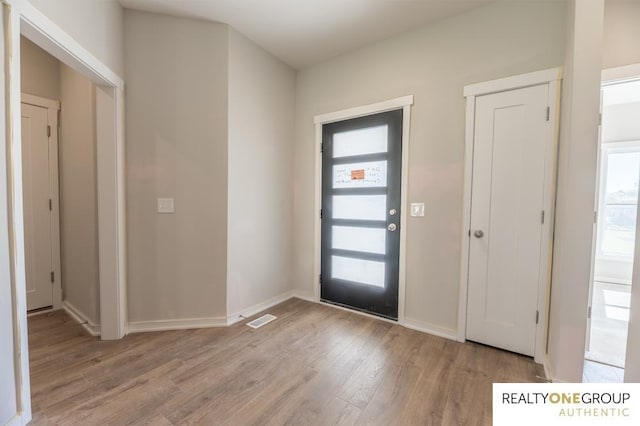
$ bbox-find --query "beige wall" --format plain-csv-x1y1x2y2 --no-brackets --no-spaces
20,36,59,100
603,0,640,69
20,35,100,325
293,1,567,333
227,28,296,317
26,0,124,77
58,63,100,325
124,10,229,322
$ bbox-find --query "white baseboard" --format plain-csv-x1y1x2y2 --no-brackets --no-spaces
402,317,458,341
127,315,228,333
227,290,296,325
290,289,316,303
543,357,553,382
290,290,458,342
27,308,55,317
6,412,29,426
63,300,101,336
542,356,568,383
127,291,298,333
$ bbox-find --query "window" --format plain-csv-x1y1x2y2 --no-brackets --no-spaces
597,143,640,259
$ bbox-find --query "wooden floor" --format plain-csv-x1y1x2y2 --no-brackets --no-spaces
28,298,543,425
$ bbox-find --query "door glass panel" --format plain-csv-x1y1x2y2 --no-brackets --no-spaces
333,125,388,158
332,226,386,254
600,151,640,258
331,255,385,288
332,195,386,221
333,160,387,189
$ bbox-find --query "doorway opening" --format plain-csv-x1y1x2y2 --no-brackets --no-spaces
320,109,403,319
5,4,127,422
21,36,101,335
313,96,413,323
584,78,640,383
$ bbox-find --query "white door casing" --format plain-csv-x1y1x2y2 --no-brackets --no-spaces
459,68,562,363
5,2,127,423
21,96,62,311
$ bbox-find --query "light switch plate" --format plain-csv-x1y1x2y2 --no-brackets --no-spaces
410,203,425,217
157,198,174,214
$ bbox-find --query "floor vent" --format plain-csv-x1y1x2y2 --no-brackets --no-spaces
246,314,277,329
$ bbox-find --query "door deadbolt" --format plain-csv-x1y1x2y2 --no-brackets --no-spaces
474,230,484,238
388,223,397,232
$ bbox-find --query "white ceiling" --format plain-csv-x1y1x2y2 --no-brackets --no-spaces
118,0,493,69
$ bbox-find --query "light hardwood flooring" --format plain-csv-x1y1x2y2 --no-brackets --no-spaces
28,298,543,425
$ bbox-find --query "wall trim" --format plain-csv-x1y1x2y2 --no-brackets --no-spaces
291,290,316,303
602,63,640,83
288,295,458,342
21,93,59,110
63,301,100,336
312,95,414,322
227,290,296,325
5,3,127,421
6,413,26,426
128,316,229,333
459,68,562,364
14,0,124,89
543,356,556,383
314,95,413,124
464,67,563,97
403,317,458,341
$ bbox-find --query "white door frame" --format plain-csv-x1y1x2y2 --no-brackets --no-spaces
313,95,413,324
599,62,640,383
457,68,562,363
21,93,62,311
3,0,126,423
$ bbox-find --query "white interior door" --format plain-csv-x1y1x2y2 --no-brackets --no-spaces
466,83,550,357
22,102,55,311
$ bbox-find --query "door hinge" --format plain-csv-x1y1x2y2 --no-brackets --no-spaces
50,271,54,283
599,113,602,126
535,310,539,324
320,209,323,219
49,198,52,211
320,142,324,153
47,125,51,137
319,274,322,285
546,106,550,122
588,306,592,319
541,210,545,224
594,211,598,224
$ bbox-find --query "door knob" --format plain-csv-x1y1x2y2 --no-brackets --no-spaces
474,230,484,238
388,223,397,232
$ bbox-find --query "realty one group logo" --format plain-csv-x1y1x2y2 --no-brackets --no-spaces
493,383,640,425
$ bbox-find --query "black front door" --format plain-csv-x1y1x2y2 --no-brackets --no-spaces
321,109,403,319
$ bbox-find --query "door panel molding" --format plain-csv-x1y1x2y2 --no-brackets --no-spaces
458,68,562,364
314,96,413,323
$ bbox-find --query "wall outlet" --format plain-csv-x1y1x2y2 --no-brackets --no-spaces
410,203,425,217
157,198,174,214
